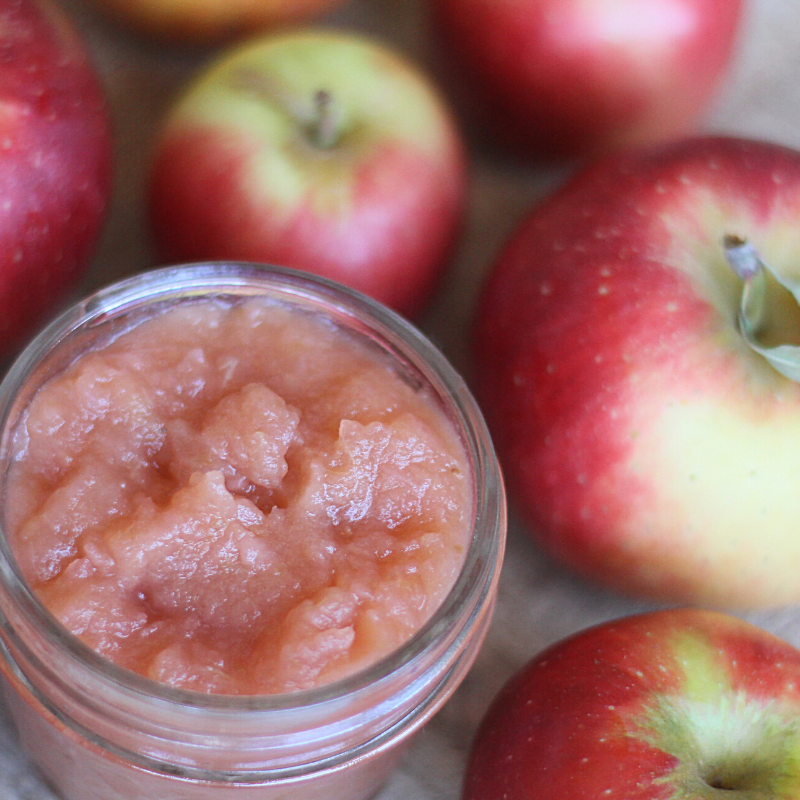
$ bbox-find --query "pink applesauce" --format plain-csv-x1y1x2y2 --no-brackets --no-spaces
5,296,471,695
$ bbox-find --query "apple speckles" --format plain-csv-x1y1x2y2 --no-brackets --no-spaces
598,284,610,295
772,172,786,185
594,226,621,240
539,281,553,296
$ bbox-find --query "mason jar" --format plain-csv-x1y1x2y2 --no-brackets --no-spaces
0,263,506,800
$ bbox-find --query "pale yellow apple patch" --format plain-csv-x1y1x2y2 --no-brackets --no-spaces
621,387,800,606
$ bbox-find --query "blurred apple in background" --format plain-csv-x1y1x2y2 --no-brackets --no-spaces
433,0,743,159
0,0,111,357
149,30,466,318
464,608,800,800
84,0,349,45
474,135,800,608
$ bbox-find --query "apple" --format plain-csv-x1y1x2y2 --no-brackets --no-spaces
433,0,743,159
149,30,466,318
473,135,800,608
85,0,348,45
0,0,111,357
463,608,800,800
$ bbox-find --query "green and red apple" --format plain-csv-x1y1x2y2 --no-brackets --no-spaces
434,0,743,159
474,135,800,607
149,30,466,318
464,609,800,800
0,0,111,357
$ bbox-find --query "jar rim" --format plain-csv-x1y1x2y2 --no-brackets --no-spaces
0,262,505,715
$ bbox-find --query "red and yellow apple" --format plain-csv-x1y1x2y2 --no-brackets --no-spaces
464,608,800,800
149,30,466,318
86,0,348,45
0,0,111,358
474,135,800,607
433,0,743,159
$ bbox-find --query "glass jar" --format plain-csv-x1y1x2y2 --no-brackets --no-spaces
0,263,506,800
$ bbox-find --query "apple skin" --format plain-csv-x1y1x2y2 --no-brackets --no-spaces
463,608,800,800
0,0,111,357
86,0,347,45
149,30,466,318
433,0,743,159
473,136,800,608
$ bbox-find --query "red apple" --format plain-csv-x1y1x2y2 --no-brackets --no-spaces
464,608,800,800
0,0,111,357
86,0,348,45
149,30,466,318
473,135,800,608
433,0,743,159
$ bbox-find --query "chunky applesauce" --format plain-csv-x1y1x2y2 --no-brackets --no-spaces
5,297,471,694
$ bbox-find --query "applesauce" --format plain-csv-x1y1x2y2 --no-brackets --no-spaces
0,264,505,800
6,287,470,695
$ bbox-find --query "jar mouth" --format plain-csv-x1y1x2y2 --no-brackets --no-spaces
0,262,506,715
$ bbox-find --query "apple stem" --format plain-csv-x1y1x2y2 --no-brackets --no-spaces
723,234,763,280
310,89,338,150
231,69,340,150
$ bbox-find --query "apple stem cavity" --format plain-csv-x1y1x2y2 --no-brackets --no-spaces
723,234,800,383
232,69,341,150
310,89,339,150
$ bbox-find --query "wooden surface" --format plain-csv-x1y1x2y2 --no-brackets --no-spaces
3,0,800,796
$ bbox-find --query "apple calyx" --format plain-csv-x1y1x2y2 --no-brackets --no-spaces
646,692,800,798
233,68,342,151
723,234,800,382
